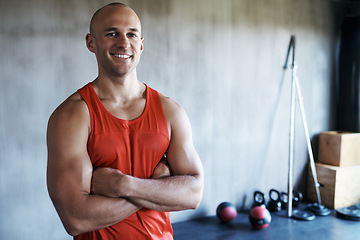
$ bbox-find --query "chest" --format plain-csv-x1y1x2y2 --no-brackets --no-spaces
85,87,170,177
101,97,146,121
88,128,169,177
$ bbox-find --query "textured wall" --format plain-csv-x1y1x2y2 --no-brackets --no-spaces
0,0,340,239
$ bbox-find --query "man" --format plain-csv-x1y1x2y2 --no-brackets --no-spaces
46,2,204,239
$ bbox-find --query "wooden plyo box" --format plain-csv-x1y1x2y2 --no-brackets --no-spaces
318,131,360,167
307,163,360,209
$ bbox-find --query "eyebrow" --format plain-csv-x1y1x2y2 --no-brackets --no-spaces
104,27,140,33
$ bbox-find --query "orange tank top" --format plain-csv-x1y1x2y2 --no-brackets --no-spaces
75,83,173,240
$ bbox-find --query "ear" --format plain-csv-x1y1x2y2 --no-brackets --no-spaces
86,33,96,53
140,37,144,54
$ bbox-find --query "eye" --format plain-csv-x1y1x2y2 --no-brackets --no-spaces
107,32,116,37
128,33,137,38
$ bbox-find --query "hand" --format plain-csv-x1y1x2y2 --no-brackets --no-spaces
91,167,125,198
151,157,172,179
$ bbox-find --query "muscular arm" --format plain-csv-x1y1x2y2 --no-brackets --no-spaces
46,93,140,236
91,96,204,212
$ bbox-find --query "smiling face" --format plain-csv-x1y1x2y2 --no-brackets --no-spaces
86,4,144,79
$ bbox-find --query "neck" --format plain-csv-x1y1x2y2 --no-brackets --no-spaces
92,72,145,102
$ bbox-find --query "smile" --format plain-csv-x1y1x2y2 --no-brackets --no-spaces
112,54,131,59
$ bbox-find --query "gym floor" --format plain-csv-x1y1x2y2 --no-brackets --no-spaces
172,209,360,240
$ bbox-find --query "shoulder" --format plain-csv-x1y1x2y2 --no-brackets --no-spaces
50,92,88,121
158,93,193,139
158,93,187,123
48,92,90,136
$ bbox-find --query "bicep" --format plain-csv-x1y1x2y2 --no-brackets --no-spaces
46,101,92,210
165,103,203,177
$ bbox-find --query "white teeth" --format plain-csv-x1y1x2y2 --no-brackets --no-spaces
113,54,130,59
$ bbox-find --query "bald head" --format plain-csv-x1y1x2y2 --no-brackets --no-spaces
89,2,141,36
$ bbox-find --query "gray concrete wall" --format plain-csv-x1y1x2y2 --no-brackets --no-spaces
0,0,340,239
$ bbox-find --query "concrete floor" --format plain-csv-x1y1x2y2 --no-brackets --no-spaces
173,209,360,240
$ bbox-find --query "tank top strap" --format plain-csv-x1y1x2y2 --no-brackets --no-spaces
146,86,169,138
77,82,112,135
77,82,105,114
77,82,92,103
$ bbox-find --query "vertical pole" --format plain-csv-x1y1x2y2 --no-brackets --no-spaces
287,36,296,217
287,62,296,217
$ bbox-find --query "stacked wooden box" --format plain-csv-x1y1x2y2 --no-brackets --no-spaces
307,131,360,209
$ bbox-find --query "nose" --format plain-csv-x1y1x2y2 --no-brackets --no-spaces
116,34,130,49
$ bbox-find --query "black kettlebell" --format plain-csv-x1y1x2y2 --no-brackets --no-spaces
280,190,303,209
280,192,288,209
293,190,303,208
267,189,282,212
252,191,266,208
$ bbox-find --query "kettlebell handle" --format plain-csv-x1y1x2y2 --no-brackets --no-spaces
253,191,266,206
269,189,280,202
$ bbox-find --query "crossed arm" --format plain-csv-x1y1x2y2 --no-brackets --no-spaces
46,93,204,236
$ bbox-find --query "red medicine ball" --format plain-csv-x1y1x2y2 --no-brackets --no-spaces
216,202,237,223
249,206,271,229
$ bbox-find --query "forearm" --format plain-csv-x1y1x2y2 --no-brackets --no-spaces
54,193,140,236
120,174,203,212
